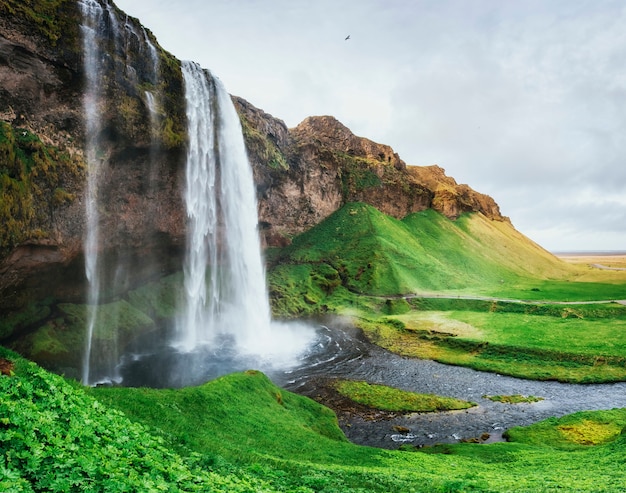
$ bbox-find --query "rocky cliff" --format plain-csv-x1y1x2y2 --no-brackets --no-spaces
235,106,506,247
0,0,506,322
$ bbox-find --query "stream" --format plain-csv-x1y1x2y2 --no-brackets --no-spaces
273,319,626,449
117,317,626,450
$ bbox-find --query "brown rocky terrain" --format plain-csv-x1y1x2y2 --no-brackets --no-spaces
1,0,506,330
236,106,507,247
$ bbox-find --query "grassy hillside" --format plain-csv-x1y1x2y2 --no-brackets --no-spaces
2,346,626,492
270,202,626,307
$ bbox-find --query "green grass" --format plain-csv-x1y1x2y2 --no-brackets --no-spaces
3,346,626,492
483,394,544,404
504,409,626,450
332,379,475,412
359,307,626,383
0,347,270,492
270,202,626,307
89,366,626,492
266,203,626,383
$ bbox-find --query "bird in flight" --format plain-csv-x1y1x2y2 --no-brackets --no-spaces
345,35,350,40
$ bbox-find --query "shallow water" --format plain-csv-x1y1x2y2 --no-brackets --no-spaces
117,317,626,449
276,319,626,449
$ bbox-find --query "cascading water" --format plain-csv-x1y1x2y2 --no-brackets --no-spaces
79,0,162,385
79,0,105,386
79,1,314,387
176,61,314,368
178,61,273,352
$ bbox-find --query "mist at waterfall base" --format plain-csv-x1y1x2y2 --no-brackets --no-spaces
117,320,328,389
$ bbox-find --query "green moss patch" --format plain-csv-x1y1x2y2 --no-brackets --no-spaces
0,123,83,257
126,272,183,320
0,0,80,46
483,394,543,404
557,420,623,446
8,301,155,371
332,378,475,413
505,409,626,450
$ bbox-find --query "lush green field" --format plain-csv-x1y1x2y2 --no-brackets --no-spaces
357,300,626,383
270,202,626,302
4,345,626,492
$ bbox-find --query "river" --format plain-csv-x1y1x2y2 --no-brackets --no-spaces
117,317,626,449
272,319,626,449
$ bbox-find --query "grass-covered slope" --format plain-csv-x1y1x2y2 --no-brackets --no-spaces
3,346,626,492
0,347,271,493
269,202,626,312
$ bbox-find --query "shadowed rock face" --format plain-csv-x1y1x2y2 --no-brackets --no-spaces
0,1,506,325
0,1,187,315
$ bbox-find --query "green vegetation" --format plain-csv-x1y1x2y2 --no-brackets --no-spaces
504,409,626,449
8,300,156,374
483,394,543,404
332,379,475,412
0,123,83,257
0,0,79,46
239,114,289,170
3,346,626,492
271,202,626,301
267,202,626,383
338,153,383,196
358,302,626,383
0,347,269,492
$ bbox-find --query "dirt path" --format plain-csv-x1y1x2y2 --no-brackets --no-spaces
590,263,626,271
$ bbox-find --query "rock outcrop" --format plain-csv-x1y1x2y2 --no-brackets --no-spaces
234,107,507,247
0,0,188,315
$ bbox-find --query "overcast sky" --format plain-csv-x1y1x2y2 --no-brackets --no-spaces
114,0,626,252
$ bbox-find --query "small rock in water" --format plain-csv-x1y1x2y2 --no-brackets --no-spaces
392,425,411,433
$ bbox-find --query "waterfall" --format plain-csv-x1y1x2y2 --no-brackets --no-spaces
79,0,162,385
79,0,105,386
178,61,274,354
79,1,314,386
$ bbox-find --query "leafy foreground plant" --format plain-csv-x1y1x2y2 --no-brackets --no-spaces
333,379,475,412
0,347,271,492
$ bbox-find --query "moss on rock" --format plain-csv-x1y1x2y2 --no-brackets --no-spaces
0,122,84,257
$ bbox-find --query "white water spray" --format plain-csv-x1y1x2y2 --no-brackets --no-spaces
178,62,313,364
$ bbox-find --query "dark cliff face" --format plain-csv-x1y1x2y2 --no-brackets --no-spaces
0,0,506,320
0,0,188,314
